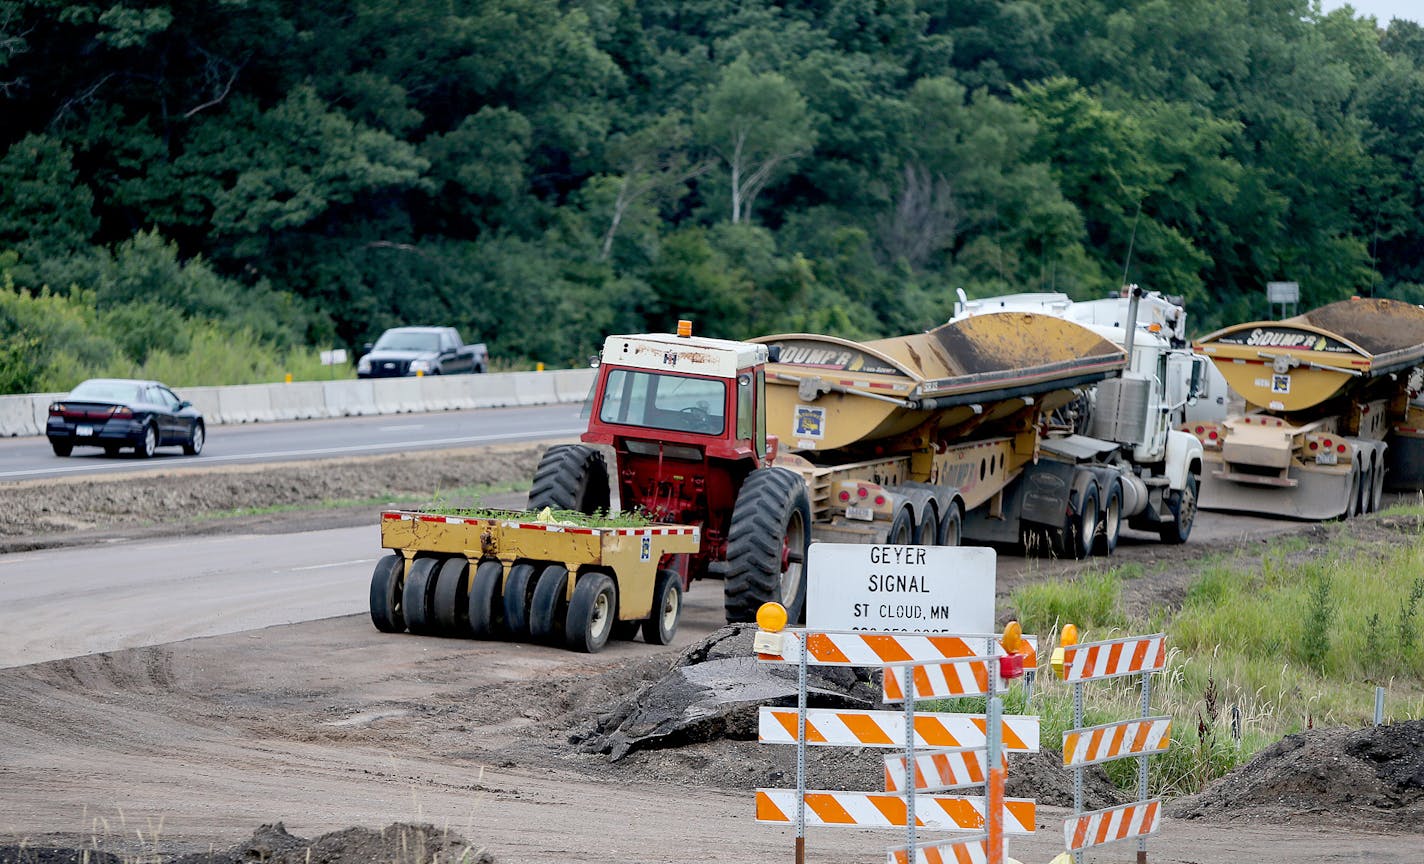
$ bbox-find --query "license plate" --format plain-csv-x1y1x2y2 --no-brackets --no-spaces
76,425,93,437
846,505,875,521
1315,450,1337,465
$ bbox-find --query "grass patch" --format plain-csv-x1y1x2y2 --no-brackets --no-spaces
194,481,531,521
981,523,1424,797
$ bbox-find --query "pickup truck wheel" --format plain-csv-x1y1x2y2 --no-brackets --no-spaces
528,444,611,515
1093,480,1123,556
502,561,538,638
642,569,682,646
467,560,506,638
369,554,406,633
432,557,471,637
724,467,811,624
401,557,442,635
529,564,569,642
1056,483,1098,560
565,571,617,653
1160,474,1198,543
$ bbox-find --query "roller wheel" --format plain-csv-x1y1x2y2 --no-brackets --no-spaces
467,560,506,638
915,505,939,546
1056,483,1098,560
432,557,471,637
565,571,617,653
502,561,539,638
369,554,406,633
642,568,683,646
528,564,569,641
183,421,205,456
50,439,72,457
528,444,611,515
401,557,442,635
936,505,963,547
723,467,811,624
1160,473,1198,543
1094,479,1123,556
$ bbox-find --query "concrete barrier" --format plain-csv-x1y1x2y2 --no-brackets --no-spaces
216,383,276,424
269,380,332,420
0,395,40,437
0,368,593,436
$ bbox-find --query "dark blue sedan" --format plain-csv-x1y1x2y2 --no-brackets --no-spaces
46,378,205,458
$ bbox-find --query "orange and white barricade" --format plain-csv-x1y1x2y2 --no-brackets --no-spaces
754,789,1035,834
1062,716,1171,768
1064,800,1162,851
759,707,1039,752
884,747,1008,794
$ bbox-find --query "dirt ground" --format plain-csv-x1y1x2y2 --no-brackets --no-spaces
1,444,1422,863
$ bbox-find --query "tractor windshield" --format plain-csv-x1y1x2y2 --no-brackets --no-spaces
598,369,727,435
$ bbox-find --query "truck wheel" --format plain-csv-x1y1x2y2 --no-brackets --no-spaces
1343,465,1359,520
887,505,914,545
432,557,471,637
1358,464,1374,515
1159,474,1197,544
401,557,442,635
565,572,617,653
369,554,406,633
467,560,506,638
642,569,683,646
915,506,939,546
1093,480,1123,556
1370,460,1385,512
1056,484,1098,560
502,561,538,637
528,444,611,514
529,564,569,642
936,505,962,546
723,467,811,624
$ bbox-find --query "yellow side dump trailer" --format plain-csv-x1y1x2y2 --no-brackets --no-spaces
755,311,1205,557
1191,297,1424,519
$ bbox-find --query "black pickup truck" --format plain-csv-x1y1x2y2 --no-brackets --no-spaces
356,326,489,378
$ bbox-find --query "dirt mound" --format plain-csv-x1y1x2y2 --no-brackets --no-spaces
1169,720,1424,827
1,823,492,864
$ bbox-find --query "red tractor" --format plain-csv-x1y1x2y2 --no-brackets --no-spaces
527,323,811,623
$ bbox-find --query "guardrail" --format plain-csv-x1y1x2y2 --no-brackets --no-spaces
0,368,596,438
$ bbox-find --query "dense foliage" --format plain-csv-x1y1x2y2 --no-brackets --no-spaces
2,0,1423,390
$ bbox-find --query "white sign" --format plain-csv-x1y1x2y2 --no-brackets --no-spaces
1266,281,1299,303
320,348,348,366
806,544,995,633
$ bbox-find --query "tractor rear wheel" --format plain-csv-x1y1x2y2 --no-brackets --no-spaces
565,571,617,653
723,467,811,624
642,569,682,646
467,560,505,638
528,444,611,514
369,554,406,633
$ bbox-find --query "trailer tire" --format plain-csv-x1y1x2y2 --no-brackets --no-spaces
467,560,506,638
369,554,406,633
402,557,442,635
936,505,963,547
642,569,683,646
565,571,617,653
529,564,569,642
1160,474,1197,544
1094,480,1123,556
723,467,811,624
1370,459,1385,512
502,561,539,637
887,505,914,545
915,505,939,546
1358,463,1374,515
1057,483,1098,560
432,557,471,637
528,444,611,515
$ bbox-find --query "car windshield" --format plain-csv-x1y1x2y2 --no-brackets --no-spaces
374,331,441,352
597,369,726,435
68,380,143,403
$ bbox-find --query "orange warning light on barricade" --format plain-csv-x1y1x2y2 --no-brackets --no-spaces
757,602,788,633
999,620,1025,679
1051,624,1079,680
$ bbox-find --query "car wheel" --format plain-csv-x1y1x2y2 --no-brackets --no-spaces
50,439,72,457
137,423,157,458
183,422,205,456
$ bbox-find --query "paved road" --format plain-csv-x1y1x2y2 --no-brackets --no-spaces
0,403,586,482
